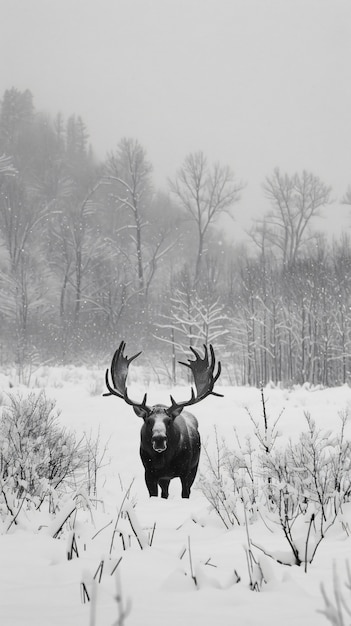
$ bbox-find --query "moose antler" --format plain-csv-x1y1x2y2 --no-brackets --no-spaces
166,344,223,416
104,342,222,418
104,341,150,415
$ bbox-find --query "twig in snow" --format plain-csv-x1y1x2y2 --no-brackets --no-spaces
304,513,315,573
91,518,113,540
110,557,123,576
80,581,90,603
5,493,26,531
178,545,187,560
149,522,156,546
93,560,104,583
109,478,135,555
125,504,148,549
67,531,79,560
188,536,198,588
250,540,293,567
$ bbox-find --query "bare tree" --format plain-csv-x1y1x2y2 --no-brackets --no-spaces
0,175,52,374
155,280,229,385
169,151,243,286
0,255,49,380
50,181,107,355
105,138,153,296
258,168,331,266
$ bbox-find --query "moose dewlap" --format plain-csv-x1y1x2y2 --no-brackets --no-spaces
104,341,222,498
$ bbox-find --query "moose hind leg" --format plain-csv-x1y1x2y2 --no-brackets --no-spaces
158,478,170,499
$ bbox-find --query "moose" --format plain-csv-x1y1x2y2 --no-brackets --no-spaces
104,341,222,498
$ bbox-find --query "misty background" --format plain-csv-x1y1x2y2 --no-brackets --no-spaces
0,0,350,386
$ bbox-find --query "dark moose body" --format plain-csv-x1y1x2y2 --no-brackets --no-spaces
139,406,200,498
104,341,222,498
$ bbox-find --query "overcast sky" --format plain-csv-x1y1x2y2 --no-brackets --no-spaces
1,0,351,239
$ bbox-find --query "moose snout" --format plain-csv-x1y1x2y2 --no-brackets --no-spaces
152,435,167,453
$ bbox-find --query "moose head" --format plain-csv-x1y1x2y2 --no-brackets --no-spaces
104,341,222,498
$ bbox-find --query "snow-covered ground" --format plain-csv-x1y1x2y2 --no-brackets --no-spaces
1,368,351,626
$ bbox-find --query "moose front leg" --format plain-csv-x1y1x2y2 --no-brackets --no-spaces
158,478,171,499
180,465,199,498
145,472,159,497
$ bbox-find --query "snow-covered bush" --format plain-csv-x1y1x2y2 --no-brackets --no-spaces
199,389,281,527
0,391,97,528
199,391,351,570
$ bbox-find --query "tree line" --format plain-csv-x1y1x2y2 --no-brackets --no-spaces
0,87,350,386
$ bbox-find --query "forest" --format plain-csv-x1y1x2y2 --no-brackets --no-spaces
0,86,350,387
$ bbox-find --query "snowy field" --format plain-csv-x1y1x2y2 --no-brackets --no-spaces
1,366,351,626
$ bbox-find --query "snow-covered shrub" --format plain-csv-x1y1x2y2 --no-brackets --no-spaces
199,430,258,528
0,391,98,528
199,426,240,528
0,391,87,494
199,392,351,569
261,412,351,569
199,389,281,527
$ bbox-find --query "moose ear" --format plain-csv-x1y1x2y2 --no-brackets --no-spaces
133,406,150,420
166,406,184,419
